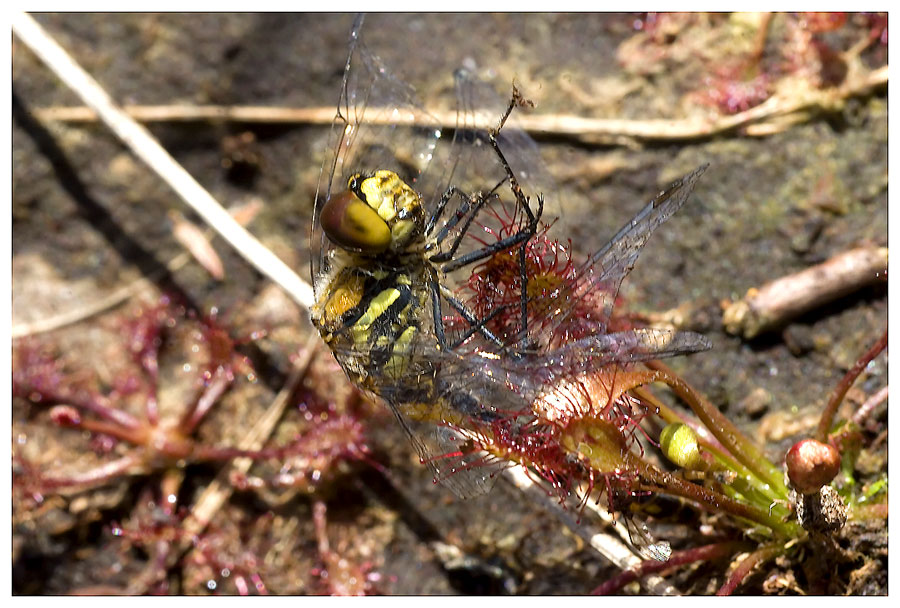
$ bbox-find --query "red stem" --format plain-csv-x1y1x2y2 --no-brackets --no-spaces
592,540,752,595
191,445,271,461
851,384,888,427
815,329,887,442
78,417,148,445
639,465,795,536
36,454,143,490
716,543,783,595
179,367,232,434
68,390,143,431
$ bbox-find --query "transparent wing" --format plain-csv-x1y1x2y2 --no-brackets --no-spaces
326,338,534,500
471,164,709,352
506,328,712,385
398,415,511,499
438,68,709,358
311,14,444,293
411,348,543,498
425,66,560,281
556,164,709,336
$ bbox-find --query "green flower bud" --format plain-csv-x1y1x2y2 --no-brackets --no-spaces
660,423,701,469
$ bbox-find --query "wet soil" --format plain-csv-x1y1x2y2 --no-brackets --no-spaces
12,13,886,595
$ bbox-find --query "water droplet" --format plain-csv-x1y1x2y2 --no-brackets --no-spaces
221,568,231,578
207,580,217,590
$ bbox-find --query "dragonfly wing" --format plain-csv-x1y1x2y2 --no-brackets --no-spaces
398,414,509,499
406,349,535,499
559,165,709,334
325,341,531,500
503,328,712,382
311,15,443,293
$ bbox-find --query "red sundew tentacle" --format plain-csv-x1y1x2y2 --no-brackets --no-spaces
12,343,144,430
233,575,249,596
122,299,175,426
483,418,589,504
79,392,143,430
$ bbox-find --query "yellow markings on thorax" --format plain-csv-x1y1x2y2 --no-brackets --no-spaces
322,271,365,328
350,286,402,344
359,170,417,221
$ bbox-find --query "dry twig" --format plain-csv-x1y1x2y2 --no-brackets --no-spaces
169,210,226,281
722,246,887,339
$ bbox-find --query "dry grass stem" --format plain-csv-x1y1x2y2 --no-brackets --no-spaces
33,63,886,145
503,467,679,595
169,211,226,280
11,201,262,339
12,12,314,310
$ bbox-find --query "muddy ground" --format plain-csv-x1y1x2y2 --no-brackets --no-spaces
12,13,887,595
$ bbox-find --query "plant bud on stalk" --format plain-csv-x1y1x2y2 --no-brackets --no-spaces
659,422,702,470
784,438,840,495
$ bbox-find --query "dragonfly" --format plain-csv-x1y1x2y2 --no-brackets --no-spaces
310,14,710,500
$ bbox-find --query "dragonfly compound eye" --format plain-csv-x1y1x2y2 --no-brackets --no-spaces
320,189,392,253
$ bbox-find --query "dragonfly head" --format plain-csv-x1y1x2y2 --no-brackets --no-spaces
321,170,425,254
